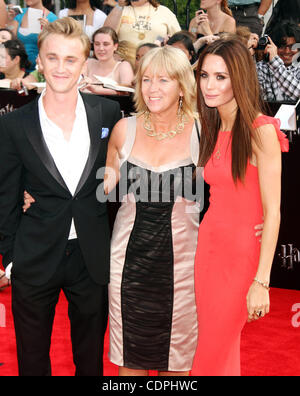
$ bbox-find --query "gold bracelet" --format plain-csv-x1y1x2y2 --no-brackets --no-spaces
254,278,270,291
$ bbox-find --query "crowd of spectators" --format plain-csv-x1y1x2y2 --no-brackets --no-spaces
0,0,300,107
256,21,300,102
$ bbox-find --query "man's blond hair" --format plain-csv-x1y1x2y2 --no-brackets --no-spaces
38,17,91,59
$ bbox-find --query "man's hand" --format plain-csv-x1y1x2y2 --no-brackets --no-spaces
0,269,10,289
265,36,278,62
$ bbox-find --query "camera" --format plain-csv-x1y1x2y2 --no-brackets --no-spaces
257,35,270,61
257,35,270,51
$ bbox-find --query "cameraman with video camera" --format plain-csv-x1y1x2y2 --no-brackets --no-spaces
256,21,300,102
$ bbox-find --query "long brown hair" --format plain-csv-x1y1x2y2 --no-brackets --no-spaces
221,0,233,16
196,37,264,183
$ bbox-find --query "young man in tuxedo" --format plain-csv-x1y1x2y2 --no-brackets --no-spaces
0,17,121,376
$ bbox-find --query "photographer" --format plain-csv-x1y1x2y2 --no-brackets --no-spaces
228,1,272,36
256,21,300,102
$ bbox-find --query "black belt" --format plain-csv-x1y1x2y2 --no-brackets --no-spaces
229,3,260,11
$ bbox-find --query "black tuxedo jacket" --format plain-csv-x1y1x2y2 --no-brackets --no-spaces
0,93,121,286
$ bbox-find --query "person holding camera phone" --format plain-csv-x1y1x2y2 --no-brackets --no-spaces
189,1,236,38
228,0,272,36
11,0,57,72
256,21,300,102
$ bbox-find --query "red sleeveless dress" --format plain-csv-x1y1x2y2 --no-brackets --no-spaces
191,116,289,376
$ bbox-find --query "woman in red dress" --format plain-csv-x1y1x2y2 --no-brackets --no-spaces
191,37,289,376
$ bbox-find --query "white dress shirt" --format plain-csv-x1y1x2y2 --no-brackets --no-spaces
5,90,90,279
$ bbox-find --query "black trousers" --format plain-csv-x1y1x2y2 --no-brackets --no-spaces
230,4,264,36
11,239,108,376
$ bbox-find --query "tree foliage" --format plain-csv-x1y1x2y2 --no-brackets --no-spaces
161,0,200,30
10,0,200,30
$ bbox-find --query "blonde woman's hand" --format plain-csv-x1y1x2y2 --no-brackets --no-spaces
23,190,35,213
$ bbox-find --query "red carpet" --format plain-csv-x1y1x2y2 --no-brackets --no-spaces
1,285,300,376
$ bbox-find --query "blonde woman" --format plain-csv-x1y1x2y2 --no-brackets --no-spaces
105,46,200,376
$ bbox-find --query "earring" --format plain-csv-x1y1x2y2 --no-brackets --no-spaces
178,96,183,116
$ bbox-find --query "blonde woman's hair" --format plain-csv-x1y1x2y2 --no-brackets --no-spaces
134,46,197,119
38,17,91,59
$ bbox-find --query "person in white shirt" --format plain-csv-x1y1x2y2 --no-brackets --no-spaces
58,0,107,40
0,17,121,376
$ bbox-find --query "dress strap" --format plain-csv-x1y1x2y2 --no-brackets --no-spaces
119,116,137,167
106,61,122,81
